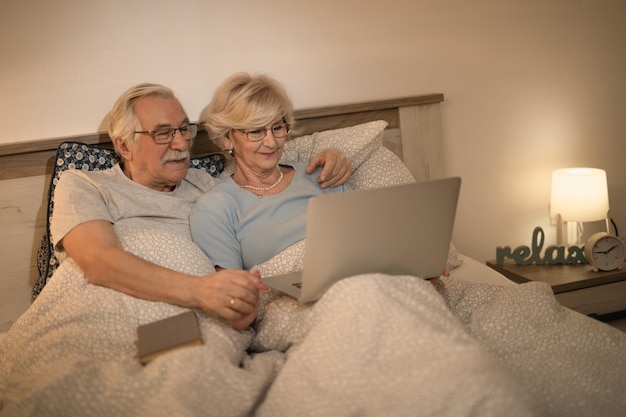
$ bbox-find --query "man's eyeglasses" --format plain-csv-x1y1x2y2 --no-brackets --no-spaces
134,124,199,144
239,122,290,142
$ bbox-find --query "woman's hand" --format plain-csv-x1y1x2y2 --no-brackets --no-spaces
306,148,352,188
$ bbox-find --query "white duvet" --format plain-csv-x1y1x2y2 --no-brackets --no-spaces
2,229,626,417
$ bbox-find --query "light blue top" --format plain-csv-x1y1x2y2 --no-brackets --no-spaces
189,163,349,270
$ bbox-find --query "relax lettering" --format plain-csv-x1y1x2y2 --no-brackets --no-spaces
496,227,587,266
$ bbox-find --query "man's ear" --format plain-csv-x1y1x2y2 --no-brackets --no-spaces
114,137,133,161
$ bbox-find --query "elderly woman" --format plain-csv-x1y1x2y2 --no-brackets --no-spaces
190,73,351,270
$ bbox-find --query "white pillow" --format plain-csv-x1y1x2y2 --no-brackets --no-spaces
347,134,415,190
281,120,387,170
282,118,415,190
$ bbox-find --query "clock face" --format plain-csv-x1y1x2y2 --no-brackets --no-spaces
589,236,625,271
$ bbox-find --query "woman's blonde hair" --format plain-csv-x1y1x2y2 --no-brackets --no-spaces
200,73,295,149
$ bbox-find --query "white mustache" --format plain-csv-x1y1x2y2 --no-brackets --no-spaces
162,150,190,165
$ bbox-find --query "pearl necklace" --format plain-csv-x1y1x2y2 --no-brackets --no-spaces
238,167,284,195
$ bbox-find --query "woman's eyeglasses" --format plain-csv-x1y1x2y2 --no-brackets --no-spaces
239,122,290,142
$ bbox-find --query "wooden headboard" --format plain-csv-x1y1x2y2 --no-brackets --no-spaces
0,93,444,335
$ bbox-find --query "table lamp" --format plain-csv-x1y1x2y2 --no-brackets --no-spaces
550,167,609,246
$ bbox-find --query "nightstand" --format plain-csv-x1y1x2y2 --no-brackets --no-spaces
486,260,626,320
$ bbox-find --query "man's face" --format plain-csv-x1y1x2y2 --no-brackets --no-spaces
125,95,191,191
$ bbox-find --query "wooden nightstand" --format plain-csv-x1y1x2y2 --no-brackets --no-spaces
486,260,626,320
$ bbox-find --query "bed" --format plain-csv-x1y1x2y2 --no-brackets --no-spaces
1,94,625,417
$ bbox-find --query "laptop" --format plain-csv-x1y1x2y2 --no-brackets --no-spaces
262,176,461,303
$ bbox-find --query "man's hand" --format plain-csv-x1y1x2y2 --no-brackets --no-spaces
61,220,264,331
306,148,352,188
195,269,265,330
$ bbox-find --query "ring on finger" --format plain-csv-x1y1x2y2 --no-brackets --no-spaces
229,297,235,306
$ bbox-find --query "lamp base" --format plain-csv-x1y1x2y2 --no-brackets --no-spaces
556,218,610,248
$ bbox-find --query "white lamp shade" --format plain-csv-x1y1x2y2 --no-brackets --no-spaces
550,167,609,222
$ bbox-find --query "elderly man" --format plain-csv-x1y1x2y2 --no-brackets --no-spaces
52,83,351,330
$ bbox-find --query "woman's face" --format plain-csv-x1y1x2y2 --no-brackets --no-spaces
225,117,289,173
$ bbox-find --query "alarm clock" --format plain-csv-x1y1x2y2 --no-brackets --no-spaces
584,232,625,272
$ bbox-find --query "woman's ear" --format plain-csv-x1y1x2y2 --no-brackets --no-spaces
223,134,234,153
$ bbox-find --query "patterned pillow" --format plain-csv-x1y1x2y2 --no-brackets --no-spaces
32,141,225,300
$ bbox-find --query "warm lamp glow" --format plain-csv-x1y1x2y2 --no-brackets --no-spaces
550,167,609,245
550,168,609,221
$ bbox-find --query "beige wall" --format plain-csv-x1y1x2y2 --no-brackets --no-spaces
1,0,625,263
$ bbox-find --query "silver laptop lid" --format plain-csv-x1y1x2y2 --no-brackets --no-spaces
298,177,461,302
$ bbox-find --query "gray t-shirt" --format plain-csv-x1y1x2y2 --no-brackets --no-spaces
51,164,217,264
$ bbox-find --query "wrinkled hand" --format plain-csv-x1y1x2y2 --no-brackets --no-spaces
306,148,352,188
429,268,449,285
194,269,266,330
